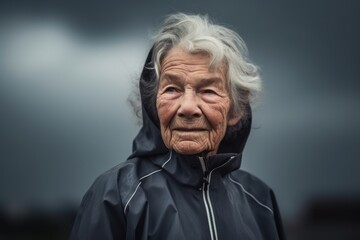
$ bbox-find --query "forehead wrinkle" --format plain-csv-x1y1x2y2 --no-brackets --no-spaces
162,72,223,83
161,62,210,75
160,47,228,88
199,78,222,86
161,71,227,89
160,73,184,85
161,54,211,74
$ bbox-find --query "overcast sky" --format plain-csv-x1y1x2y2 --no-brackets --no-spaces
0,0,359,221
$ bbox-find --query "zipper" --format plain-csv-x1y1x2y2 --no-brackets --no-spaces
199,156,218,240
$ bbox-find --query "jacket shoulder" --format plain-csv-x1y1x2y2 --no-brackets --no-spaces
231,169,271,190
85,160,141,207
231,169,286,239
70,160,141,240
229,169,275,214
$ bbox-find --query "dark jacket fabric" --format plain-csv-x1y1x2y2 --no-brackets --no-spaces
70,49,286,240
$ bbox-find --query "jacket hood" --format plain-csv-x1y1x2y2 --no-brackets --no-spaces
129,48,252,159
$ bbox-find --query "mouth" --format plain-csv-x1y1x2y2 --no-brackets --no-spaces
173,128,207,132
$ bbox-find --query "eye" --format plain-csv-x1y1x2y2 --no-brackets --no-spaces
164,87,179,93
201,89,216,95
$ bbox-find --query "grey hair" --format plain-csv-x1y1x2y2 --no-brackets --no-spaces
128,13,261,124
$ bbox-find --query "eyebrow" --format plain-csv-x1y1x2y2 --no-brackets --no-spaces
161,74,183,84
199,78,222,86
161,74,222,86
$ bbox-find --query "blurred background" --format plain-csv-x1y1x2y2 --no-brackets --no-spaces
0,0,359,239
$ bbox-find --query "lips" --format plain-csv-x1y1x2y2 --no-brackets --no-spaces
173,128,207,131
170,119,210,132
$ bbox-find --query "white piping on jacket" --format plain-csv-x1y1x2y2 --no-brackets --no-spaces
199,156,236,240
124,182,141,214
228,175,274,214
207,156,236,185
199,157,216,240
201,188,213,239
124,150,173,214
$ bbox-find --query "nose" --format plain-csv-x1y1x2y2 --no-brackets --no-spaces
177,90,202,119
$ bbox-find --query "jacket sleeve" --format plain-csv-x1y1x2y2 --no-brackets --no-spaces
270,190,287,240
69,173,126,240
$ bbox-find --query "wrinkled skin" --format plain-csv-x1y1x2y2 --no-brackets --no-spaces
156,47,241,156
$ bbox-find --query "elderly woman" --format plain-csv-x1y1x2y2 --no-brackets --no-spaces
70,13,285,240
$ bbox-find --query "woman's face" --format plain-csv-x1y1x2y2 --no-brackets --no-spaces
156,47,240,156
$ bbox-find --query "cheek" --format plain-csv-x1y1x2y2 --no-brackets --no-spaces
205,102,231,143
156,98,176,126
206,102,230,129
156,98,179,148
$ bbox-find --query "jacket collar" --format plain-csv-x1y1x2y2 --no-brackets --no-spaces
149,150,242,188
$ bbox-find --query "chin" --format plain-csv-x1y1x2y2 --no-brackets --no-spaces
173,145,215,156
173,147,204,155
175,149,200,155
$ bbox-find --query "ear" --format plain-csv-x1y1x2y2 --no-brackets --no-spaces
227,113,242,126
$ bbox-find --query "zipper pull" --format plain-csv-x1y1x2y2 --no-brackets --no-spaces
203,171,209,189
199,156,210,190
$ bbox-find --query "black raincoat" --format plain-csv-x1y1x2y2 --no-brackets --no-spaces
70,49,286,240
